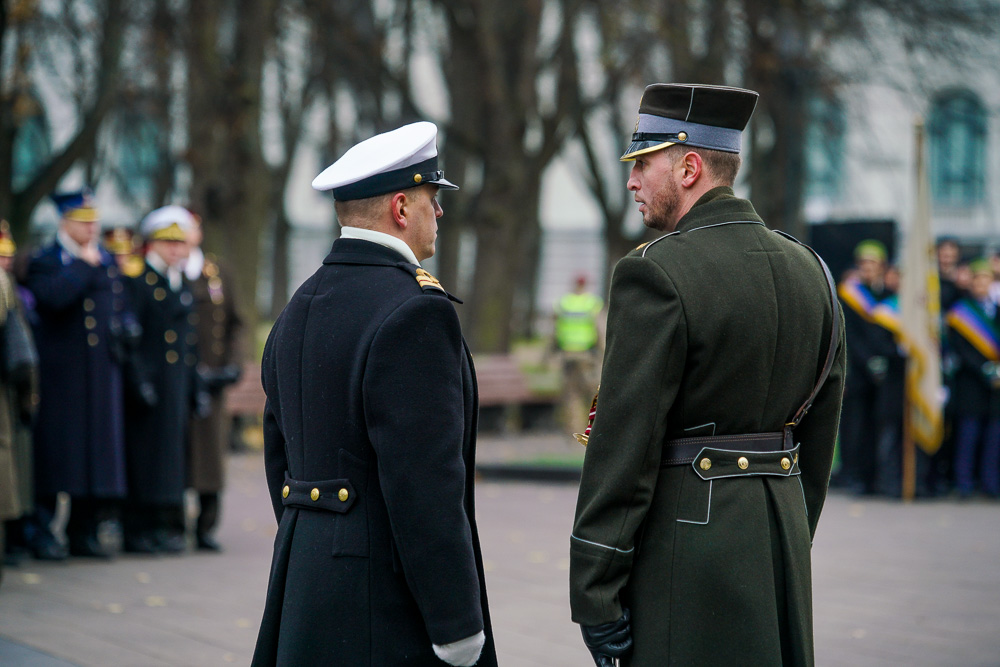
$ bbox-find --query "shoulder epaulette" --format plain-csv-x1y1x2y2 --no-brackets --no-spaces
415,268,445,292
633,242,649,253
122,255,145,278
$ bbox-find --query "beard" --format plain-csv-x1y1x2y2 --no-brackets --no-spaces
643,175,682,232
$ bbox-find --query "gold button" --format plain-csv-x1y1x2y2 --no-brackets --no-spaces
154,287,166,301
738,457,749,470
164,330,177,343
85,316,97,330
146,272,158,285
310,488,320,501
699,458,712,471
413,173,422,183
678,131,688,141
166,350,179,364
781,457,792,470
282,485,289,498
83,298,95,312
338,488,349,502
87,333,99,346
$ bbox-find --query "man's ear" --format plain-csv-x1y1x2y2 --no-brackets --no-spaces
679,151,703,189
390,192,408,229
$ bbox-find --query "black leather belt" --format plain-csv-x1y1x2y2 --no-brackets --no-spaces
660,233,840,471
280,474,356,513
661,431,792,467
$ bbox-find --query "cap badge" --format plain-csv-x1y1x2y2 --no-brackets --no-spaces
413,173,423,183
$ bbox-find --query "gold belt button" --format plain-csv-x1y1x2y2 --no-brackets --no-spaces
338,488,349,502
282,485,289,498
781,457,792,470
310,488,320,501
699,458,712,471
737,457,749,470
83,298,95,312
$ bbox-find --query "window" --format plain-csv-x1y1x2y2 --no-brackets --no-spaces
12,111,51,191
116,112,166,207
804,95,846,200
929,90,986,207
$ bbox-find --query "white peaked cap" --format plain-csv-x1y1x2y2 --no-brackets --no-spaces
140,205,195,240
312,121,458,200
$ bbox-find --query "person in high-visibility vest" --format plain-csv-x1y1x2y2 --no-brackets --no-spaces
553,275,604,432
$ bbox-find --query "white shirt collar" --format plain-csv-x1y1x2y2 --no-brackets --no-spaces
339,226,420,266
146,250,183,291
184,246,205,281
56,229,92,259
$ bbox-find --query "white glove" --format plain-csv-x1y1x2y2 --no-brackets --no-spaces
432,630,485,666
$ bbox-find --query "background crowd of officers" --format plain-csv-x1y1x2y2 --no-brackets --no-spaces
837,237,1000,499
0,190,244,580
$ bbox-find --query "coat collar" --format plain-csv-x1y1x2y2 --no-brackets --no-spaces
673,186,764,234
323,238,415,267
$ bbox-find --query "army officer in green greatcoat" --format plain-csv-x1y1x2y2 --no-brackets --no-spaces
569,84,847,666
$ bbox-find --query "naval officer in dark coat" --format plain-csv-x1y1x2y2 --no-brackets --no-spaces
122,205,202,553
569,84,847,666
252,122,495,667
26,190,129,559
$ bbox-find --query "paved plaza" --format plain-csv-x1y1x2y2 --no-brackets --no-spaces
2,444,1000,666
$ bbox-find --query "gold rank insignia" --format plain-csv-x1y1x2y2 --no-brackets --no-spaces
122,255,145,278
634,242,649,252
415,268,445,292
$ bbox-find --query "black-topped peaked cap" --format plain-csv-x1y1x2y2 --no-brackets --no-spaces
621,84,759,161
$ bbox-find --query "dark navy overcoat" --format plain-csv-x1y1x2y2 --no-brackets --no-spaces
252,239,496,666
123,262,198,505
26,240,128,499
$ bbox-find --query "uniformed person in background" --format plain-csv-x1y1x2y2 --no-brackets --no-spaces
836,240,898,495
25,191,129,560
553,274,603,432
569,84,846,666
183,212,244,551
945,259,1000,498
102,226,144,276
252,122,496,667
0,223,40,569
122,206,204,554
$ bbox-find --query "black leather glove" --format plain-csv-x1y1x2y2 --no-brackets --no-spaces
581,608,633,667
139,381,159,407
194,390,213,418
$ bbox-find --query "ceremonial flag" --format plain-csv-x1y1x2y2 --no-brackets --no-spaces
899,120,944,455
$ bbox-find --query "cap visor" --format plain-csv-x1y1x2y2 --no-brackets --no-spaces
427,176,459,191
619,140,675,162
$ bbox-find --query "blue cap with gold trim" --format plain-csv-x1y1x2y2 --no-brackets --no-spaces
621,84,759,161
51,189,100,223
312,121,459,201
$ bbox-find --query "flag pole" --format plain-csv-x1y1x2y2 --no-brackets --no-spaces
901,119,926,502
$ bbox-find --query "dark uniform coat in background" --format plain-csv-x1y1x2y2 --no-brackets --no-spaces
837,279,897,493
570,188,847,666
252,239,496,667
188,254,244,493
947,300,1000,419
123,262,198,505
26,241,128,499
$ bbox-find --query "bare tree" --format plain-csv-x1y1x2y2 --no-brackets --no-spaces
0,0,127,239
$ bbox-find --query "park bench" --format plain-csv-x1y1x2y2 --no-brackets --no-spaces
474,354,558,432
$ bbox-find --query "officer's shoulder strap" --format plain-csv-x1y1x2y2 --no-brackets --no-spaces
772,229,840,429
122,255,145,278
393,263,463,304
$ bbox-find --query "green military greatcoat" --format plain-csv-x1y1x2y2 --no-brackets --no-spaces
570,187,847,666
